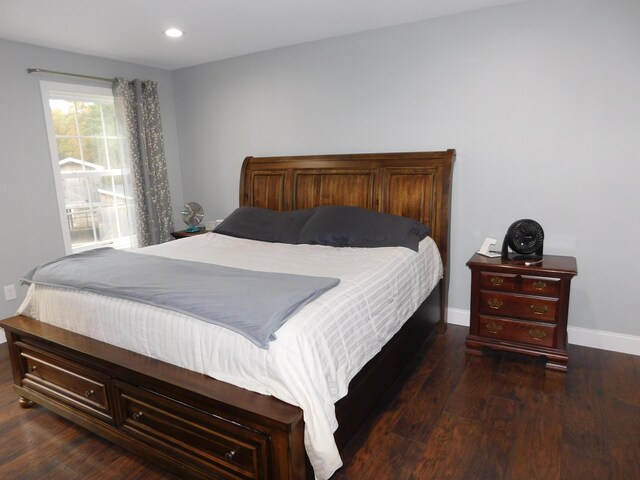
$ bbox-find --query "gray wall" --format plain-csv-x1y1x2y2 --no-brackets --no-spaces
0,39,184,340
173,0,640,337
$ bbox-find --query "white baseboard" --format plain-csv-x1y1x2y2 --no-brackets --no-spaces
566,326,640,356
0,330,5,344
446,308,640,357
447,307,472,328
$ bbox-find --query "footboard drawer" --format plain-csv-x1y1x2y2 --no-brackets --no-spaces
16,342,112,421
115,381,272,479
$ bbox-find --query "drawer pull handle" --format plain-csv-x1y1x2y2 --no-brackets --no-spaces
225,449,238,462
487,298,503,310
486,322,503,334
532,281,547,291
530,304,549,315
27,365,37,373
528,329,547,340
84,389,95,398
132,411,144,421
490,277,504,287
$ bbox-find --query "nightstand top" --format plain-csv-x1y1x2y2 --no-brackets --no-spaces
467,253,577,276
170,228,208,239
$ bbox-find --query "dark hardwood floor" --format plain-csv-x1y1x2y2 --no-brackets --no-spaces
1,325,639,479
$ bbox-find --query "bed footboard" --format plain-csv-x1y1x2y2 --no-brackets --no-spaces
1,315,306,480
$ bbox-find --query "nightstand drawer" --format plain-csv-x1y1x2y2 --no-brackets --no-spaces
479,292,558,322
480,272,517,292
478,316,556,348
521,276,561,297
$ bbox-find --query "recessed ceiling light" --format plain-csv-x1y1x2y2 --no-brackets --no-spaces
164,28,183,38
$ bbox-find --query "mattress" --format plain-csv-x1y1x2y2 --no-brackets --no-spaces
18,232,443,479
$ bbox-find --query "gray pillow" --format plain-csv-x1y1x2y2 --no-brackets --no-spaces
215,207,315,244
298,206,430,251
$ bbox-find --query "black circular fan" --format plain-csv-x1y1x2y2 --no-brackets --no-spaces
502,219,544,258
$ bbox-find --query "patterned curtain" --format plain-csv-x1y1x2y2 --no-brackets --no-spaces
113,78,174,246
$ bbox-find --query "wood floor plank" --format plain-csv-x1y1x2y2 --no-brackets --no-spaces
88,453,179,480
505,371,566,480
442,353,500,420
408,412,481,480
470,394,522,479
0,404,73,466
560,443,610,480
339,432,425,480
561,344,610,478
600,349,640,407
40,424,129,477
505,402,563,480
602,396,640,479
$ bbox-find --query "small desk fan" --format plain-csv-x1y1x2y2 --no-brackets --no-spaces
181,202,204,232
501,219,544,260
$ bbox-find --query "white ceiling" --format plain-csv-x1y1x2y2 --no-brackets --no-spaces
0,0,524,70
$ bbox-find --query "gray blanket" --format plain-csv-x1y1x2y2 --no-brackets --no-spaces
23,248,339,348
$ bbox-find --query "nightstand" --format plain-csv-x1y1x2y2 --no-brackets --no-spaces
170,228,207,239
465,253,577,371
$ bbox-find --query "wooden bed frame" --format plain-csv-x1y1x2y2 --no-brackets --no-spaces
1,150,455,480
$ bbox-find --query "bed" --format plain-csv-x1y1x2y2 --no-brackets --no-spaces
1,150,455,480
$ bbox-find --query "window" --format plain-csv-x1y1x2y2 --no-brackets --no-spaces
40,82,137,253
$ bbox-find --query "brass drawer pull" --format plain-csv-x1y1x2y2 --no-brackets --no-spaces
528,329,547,340
490,276,504,287
532,281,547,291
27,365,38,373
84,389,95,398
530,303,549,315
486,322,503,334
487,298,503,310
132,411,144,421
225,449,238,462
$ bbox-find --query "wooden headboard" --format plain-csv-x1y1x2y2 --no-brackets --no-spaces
240,150,455,328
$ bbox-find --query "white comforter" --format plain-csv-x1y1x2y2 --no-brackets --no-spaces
18,233,442,479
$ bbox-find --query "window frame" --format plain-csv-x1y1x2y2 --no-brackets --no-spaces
40,80,135,254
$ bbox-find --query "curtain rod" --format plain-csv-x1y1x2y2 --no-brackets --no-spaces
27,68,116,83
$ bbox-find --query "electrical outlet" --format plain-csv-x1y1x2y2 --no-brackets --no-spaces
4,284,17,301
